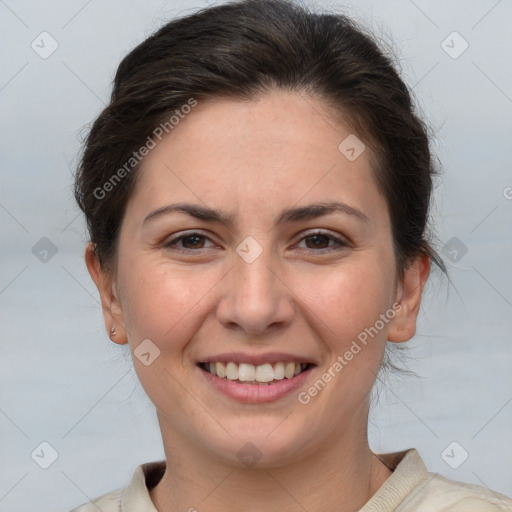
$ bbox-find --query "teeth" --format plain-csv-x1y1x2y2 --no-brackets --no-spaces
226,362,238,380
285,362,295,379
202,361,308,383
239,363,255,382
216,362,225,378
256,363,274,382
274,362,285,380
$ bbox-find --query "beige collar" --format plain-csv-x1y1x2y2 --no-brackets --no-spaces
121,448,427,511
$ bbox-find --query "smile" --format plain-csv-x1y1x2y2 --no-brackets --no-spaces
197,359,315,403
198,361,310,385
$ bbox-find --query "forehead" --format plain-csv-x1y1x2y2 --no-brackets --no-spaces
126,90,388,227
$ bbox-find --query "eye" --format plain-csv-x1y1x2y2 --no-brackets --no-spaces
295,231,349,252
163,231,216,252
162,230,350,254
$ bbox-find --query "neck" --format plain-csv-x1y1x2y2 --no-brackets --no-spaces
150,412,392,512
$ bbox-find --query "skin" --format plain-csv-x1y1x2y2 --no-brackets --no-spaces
86,89,430,512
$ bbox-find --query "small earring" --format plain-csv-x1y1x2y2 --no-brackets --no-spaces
110,327,117,337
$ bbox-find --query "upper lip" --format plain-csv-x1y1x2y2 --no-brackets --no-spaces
197,352,317,366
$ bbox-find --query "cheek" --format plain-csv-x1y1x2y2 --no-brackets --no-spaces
300,262,395,345
118,261,206,350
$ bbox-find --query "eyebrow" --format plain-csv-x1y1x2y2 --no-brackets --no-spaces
143,201,370,227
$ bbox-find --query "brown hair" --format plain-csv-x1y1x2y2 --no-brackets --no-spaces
74,0,446,284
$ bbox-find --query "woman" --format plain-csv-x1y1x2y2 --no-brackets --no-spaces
70,0,512,510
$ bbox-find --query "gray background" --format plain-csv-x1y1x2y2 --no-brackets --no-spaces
1,0,511,510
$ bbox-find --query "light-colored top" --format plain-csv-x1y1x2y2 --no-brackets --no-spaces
70,448,512,511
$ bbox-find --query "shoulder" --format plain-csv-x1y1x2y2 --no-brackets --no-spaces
69,489,121,512
408,472,512,511
371,449,512,512
67,459,164,512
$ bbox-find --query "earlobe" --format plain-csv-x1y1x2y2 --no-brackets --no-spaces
84,243,128,345
387,254,430,343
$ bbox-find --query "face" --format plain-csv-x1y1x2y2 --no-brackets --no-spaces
88,89,428,468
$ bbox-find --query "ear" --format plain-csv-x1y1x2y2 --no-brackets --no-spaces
85,242,128,345
387,253,430,343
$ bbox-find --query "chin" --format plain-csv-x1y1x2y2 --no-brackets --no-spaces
202,422,316,470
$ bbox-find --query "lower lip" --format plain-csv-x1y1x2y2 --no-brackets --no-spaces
198,365,314,403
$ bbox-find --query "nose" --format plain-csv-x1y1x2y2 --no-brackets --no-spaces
215,247,295,336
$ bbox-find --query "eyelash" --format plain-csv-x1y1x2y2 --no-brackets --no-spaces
162,230,350,254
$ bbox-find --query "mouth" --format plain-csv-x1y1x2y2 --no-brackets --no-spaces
198,361,312,385
197,359,316,403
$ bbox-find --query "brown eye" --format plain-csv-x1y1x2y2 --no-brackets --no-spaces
296,231,349,252
180,234,206,249
304,234,330,249
163,232,215,252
